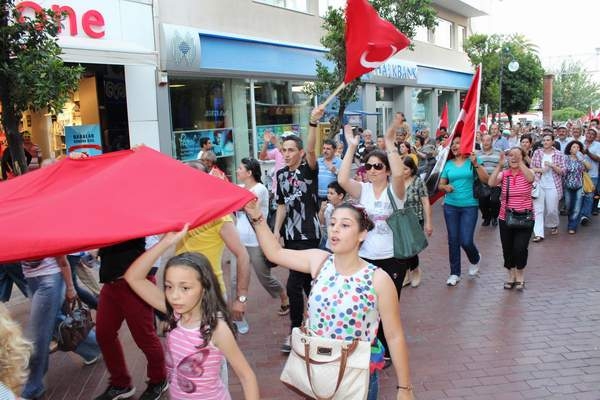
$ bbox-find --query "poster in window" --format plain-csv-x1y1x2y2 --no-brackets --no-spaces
65,124,103,156
174,128,234,161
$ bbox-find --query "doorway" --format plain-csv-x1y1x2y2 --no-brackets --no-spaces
375,101,394,136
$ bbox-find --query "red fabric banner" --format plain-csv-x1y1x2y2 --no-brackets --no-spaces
343,0,410,84
0,146,255,263
436,102,449,137
447,65,482,155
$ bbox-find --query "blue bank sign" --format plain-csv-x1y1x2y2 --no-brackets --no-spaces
365,60,418,82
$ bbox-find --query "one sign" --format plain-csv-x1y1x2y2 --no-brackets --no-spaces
174,128,234,162
256,124,300,155
364,59,418,82
65,124,103,156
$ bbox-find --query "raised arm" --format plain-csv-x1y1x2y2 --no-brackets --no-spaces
306,105,325,170
385,116,405,199
243,200,329,277
124,226,189,314
338,124,363,199
488,151,505,187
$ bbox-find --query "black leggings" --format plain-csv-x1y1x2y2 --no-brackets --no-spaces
499,219,533,270
362,257,409,358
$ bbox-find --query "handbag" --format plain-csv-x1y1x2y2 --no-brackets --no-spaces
504,176,534,229
385,186,428,259
280,327,371,400
583,172,594,193
472,164,490,199
56,298,95,352
531,181,540,199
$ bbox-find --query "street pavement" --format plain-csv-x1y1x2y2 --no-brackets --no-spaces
5,203,600,399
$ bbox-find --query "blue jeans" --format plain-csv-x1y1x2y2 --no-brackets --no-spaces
564,188,584,231
443,204,480,276
367,371,379,400
22,272,101,398
66,255,98,309
581,176,598,218
0,263,28,302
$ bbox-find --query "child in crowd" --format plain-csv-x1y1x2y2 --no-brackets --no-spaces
0,303,32,399
124,227,259,400
318,181,346,250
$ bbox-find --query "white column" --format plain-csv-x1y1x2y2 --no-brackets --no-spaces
125,65,160,150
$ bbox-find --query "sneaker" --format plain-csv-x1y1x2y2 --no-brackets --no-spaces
468,254,481,277
581,216,591,226
139,380,168,400
281,335,291,353
83,355,101,366
446,275,460,286
94,386,136,400
410,268,422,288
277,303,290,316
234,318,250,335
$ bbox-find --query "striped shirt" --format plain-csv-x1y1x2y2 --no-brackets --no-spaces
498,170,533,221
166,323,230,399
477,149,501,175
21,257,60,278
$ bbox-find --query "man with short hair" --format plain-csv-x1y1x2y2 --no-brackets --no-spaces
477,134,502,226
317,139,342,201
274,106,323,353
200,150,227,180
581,127,600,222
196,136,213,160
555,125,572,151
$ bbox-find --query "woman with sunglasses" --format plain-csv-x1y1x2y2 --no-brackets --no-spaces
438,135,489,286
338,114,405,366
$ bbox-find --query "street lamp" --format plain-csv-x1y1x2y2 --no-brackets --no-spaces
498,47,519,123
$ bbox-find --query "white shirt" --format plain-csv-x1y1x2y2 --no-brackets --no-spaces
237,183,269,247
358,182,405,260
540,153,555,189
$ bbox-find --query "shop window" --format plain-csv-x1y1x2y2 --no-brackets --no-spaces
255,0,308,13
433,18,453,49
169,78,235,178
319,0,345,16
414,25,429,43
457,25,466,52
411,88,432,133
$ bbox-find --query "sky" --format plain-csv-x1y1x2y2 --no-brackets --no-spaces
470,0,600,80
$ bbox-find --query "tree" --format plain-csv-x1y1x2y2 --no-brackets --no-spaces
304,0,437,137
553,107,585,122
0,1,82,176
551,60,600,112
464,33,544,125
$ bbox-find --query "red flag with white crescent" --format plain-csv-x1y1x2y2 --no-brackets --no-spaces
343,0,411,84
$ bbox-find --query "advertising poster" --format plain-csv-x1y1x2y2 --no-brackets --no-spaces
175,128,234,161
65,124,103,156
255,124,300,155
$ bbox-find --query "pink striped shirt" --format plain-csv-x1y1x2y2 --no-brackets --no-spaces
166,323,230,400
498,170,534,221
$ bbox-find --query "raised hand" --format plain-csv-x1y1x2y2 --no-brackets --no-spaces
344,124,359,147
244,199,261,219
310,105,325,123
162,224,190,247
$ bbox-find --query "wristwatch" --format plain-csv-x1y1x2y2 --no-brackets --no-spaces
237,295,248,304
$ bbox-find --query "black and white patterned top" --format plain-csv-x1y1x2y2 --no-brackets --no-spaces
276,161,321,241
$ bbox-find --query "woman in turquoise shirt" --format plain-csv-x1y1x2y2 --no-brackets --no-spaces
438,136,489,286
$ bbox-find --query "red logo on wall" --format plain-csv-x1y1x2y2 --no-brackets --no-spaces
16,1,105,39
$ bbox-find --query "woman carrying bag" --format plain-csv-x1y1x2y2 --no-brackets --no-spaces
488,148,535,290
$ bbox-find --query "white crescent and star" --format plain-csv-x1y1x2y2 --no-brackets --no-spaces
359,45,397,68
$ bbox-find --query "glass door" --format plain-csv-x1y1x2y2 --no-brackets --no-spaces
375,101,394,136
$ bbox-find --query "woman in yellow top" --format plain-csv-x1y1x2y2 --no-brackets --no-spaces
398,141,419,166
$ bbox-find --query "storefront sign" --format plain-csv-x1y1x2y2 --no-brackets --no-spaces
65,124,103,156
16,1,105,39
365,60,418,82
175,129,234,162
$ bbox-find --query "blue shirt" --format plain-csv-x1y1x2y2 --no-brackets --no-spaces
493,136,509,152
440,157,481,207
317,156,342,198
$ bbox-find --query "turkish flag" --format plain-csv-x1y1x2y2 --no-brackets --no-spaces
435,102,449,137
0,146,255,263
343,0,410,83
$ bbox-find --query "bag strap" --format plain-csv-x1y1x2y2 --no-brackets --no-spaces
302,340,358,400
386,185,399,212
505,175,510,205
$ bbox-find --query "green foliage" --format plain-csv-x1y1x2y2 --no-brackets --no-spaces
551,61,600,111
464,33,544,122
553,107,585,122
305,0,437,136
0,0,82,175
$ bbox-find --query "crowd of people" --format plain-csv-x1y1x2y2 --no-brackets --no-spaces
1,109,599,400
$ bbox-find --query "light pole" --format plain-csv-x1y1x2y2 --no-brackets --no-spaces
498,47,519,124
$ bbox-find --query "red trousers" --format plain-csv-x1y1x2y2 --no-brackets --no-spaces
96,278,166,388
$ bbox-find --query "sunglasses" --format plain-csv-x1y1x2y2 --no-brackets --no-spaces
364,162,384,171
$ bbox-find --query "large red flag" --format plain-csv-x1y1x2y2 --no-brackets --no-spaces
435,102,449,138
343,0,410,83
0,146,255,262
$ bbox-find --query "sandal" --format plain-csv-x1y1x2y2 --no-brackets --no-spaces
277,304,290,316
503,281,515,290
550,227,559,235
515,281,525,291
532,236,543,242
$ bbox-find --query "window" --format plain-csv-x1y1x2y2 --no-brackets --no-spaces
255,0,308,13
457,25,466,52
433,18,453,49
412,88,432,132
319,0,345,16
414,25,429,43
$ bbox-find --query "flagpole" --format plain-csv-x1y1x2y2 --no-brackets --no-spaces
321,82,348,107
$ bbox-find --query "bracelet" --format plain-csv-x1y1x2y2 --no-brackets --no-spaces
397,384,414,391
309,121,318,127
250,215,265,225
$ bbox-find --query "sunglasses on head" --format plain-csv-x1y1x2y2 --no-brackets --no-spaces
364,162,384,171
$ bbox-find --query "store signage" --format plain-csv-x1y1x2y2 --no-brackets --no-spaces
16,1,105,39
365,60,418,82
65,124,103,156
